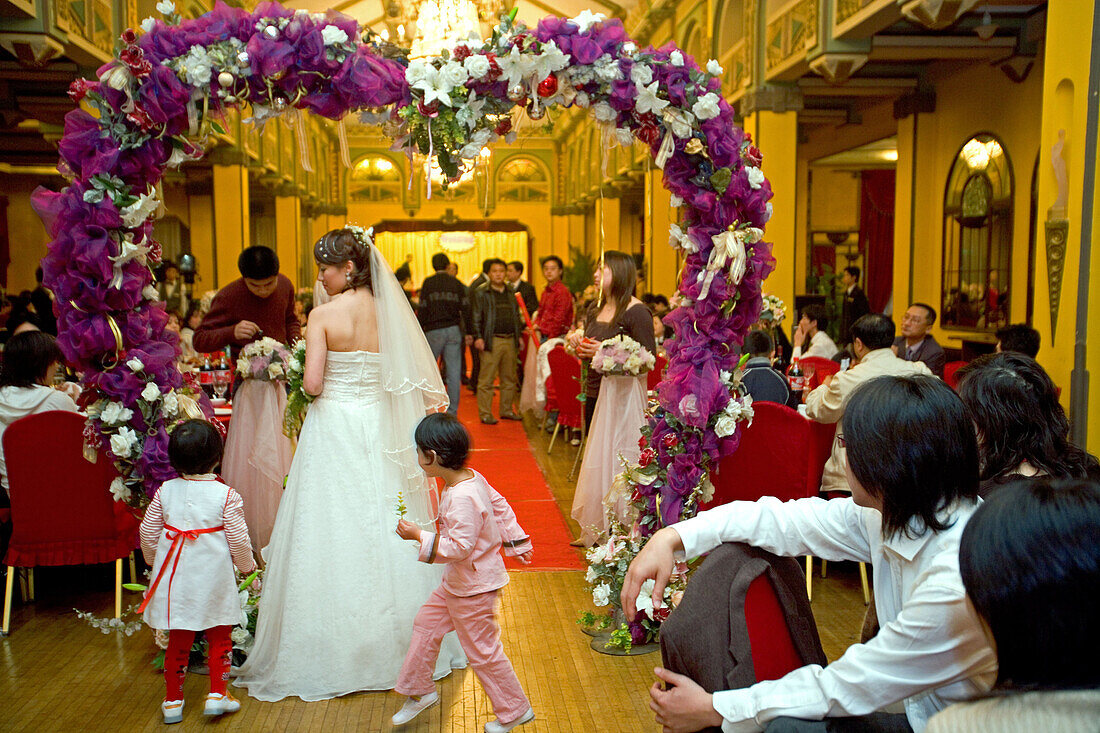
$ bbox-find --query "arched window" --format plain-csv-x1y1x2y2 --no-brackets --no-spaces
941,133,1014,330
349,155,402,202
497,156,549,202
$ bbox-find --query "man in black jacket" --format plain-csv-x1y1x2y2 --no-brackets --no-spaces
840,266,870,345
467,259,494,394
471,259,522,424
418,253,471,415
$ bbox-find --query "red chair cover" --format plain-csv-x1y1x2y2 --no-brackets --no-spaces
3,411,139,568
944,360,967,390
797,356,841,391
547,346,583,430
703,402,821,509
744,573,806,681
647,354,668,392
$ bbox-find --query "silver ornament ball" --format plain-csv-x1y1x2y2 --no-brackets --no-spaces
218,71,234,87
507,84,526,102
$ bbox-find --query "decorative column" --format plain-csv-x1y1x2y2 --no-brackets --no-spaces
644,168,679,298
274,186,301,290
741,87,801,313
1030,0,1100,449
211,151,250,288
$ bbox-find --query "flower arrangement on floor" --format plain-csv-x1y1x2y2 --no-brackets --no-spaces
591,334,656,376
282,338,313,438
34,1,774,643
236,337,291,382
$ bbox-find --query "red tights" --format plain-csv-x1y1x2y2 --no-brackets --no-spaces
164,626,232,701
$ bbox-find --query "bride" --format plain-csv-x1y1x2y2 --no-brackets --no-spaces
234,227,465,701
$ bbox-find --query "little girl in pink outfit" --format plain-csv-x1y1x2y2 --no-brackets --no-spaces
393,412,535,732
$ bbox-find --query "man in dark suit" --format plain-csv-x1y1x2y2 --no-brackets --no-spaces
467,259,494,393
506,261,538,317
892,302,946,378
840,266,870,345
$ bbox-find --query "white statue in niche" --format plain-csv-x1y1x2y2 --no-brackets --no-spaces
1050,128,1068,220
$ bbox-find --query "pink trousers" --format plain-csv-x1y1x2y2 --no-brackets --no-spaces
396,586,530,723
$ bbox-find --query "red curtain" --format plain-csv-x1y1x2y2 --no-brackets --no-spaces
858,170,895,313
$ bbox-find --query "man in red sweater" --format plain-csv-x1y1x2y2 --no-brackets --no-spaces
533,255,573,341
193,246,301,360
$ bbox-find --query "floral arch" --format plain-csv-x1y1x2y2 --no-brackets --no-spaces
33,1,773,638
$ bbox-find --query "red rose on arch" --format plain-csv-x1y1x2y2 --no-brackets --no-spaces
452,45,472,62
653,605,671,623
121,28,138,46
494,117,512,136
638,447,656,467
638,435,648,449
662,433,680,449
68,78,92,103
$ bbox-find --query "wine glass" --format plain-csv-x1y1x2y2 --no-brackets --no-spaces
212,372,230,401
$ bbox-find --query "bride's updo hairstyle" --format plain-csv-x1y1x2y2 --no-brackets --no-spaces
314,227,373,293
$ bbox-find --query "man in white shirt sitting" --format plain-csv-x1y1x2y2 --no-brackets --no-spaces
623,375,996,733
791,304,838,361
805,314,932,496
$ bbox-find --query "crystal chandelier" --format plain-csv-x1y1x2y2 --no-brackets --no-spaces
409,0,480,57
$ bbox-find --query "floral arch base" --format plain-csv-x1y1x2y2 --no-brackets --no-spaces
33,1,773,640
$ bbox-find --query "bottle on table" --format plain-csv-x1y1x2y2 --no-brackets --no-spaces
199,354,214,397
787,357,805,404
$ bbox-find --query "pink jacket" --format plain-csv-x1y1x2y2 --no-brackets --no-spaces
417,470,532,597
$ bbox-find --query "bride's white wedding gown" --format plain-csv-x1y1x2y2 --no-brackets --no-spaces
233,350,465,702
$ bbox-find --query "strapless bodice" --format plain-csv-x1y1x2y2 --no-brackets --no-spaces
319,350,383,401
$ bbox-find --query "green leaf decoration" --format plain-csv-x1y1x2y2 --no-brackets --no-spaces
710,167,731,196
122,583,147,592
211,120,226,135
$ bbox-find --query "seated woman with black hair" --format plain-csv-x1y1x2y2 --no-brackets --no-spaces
622,375,996,733
927,478,1100,732
956,352,1099,497
0,331,79,496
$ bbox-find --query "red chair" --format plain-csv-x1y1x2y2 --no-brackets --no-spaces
744,573,806,681
796,356,841,391
647,354,668,392
546,346,584,454
702,402,819,508
2,411,140,635
944,360,967,389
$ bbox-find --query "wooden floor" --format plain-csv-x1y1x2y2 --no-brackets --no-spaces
0,406,868,732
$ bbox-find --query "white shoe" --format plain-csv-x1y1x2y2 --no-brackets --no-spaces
484,708,535,733
392,692,439,726
161,699,183,725
203,692,240,717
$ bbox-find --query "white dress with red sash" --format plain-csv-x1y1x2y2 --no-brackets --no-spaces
139,476,250,631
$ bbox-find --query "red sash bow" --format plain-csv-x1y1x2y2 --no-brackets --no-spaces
138,523,225,626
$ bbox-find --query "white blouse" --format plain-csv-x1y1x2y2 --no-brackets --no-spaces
673,496,997,732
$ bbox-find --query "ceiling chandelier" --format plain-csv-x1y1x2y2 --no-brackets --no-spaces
383,0,503,58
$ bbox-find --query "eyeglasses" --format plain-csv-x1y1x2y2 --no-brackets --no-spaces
836,434,846,448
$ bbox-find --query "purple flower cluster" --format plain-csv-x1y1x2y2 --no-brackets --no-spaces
34,6,773,527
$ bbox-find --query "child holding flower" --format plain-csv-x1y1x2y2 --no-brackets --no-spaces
138,420,258,725
392,413,535,733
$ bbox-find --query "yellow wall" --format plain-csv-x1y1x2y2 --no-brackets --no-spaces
3,176,56,292
905,61,1043,351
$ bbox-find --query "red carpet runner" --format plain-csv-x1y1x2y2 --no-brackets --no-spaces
455,389,584,571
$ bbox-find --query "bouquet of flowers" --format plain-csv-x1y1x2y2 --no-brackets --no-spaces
282,339,314,439
236,337,291,382
760,294,787,325
592,334,656,376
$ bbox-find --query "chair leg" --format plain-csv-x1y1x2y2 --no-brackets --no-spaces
27,568,34,602
547,424,560,454
859,562,871,605
805,556,813,602
16,568,27,602
2,567,13,636
129,552,138,584
821,559,827,578
114,558,122,620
